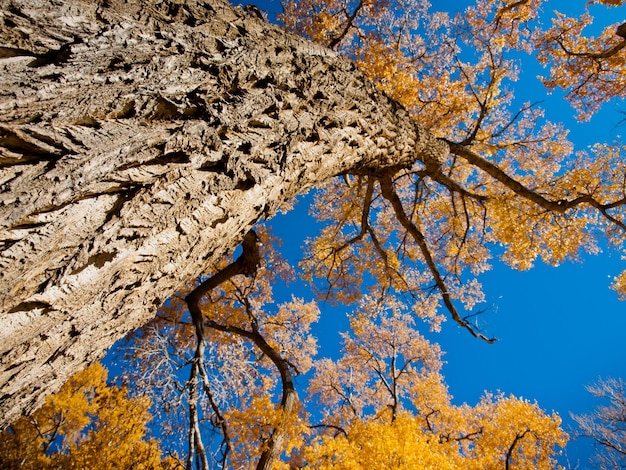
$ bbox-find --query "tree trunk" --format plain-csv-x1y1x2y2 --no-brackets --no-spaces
0,0,440,427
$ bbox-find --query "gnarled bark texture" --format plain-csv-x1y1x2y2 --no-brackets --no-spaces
0,0,441,427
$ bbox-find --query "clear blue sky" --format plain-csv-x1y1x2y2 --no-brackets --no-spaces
247,0,626,466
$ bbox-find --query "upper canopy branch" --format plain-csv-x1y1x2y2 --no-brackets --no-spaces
446,140,626,227
554,23,626,60
378,176,496,343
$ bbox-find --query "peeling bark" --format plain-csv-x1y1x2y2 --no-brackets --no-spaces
0,0,439,427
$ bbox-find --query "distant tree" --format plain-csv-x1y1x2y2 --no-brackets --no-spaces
572,377,626,469
300,296,567,469
298,405,564,469
125,250,567,468
0,362,175,469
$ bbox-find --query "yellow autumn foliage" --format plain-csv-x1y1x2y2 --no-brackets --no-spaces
296,297,567,468
300,402,566,470
282,0,626,336
0,363,174,470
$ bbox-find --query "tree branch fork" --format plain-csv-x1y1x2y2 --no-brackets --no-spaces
184,230,297,470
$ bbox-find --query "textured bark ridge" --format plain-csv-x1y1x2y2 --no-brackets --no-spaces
0,0,438,427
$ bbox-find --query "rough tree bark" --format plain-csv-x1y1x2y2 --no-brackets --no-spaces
0,0,445,427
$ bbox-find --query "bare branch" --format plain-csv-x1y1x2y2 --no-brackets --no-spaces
203,318,298,470
197,359,231,467
572,377,626,468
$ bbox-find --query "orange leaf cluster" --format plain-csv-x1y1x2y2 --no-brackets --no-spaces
0,363,173,469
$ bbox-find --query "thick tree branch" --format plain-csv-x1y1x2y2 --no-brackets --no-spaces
447,140,626,227
184,230,296,470
446,141,573,212
185,231,261,311
378,176,495,343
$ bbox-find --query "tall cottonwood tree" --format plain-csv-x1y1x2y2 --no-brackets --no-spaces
0,0,435,427
0,0,625,437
